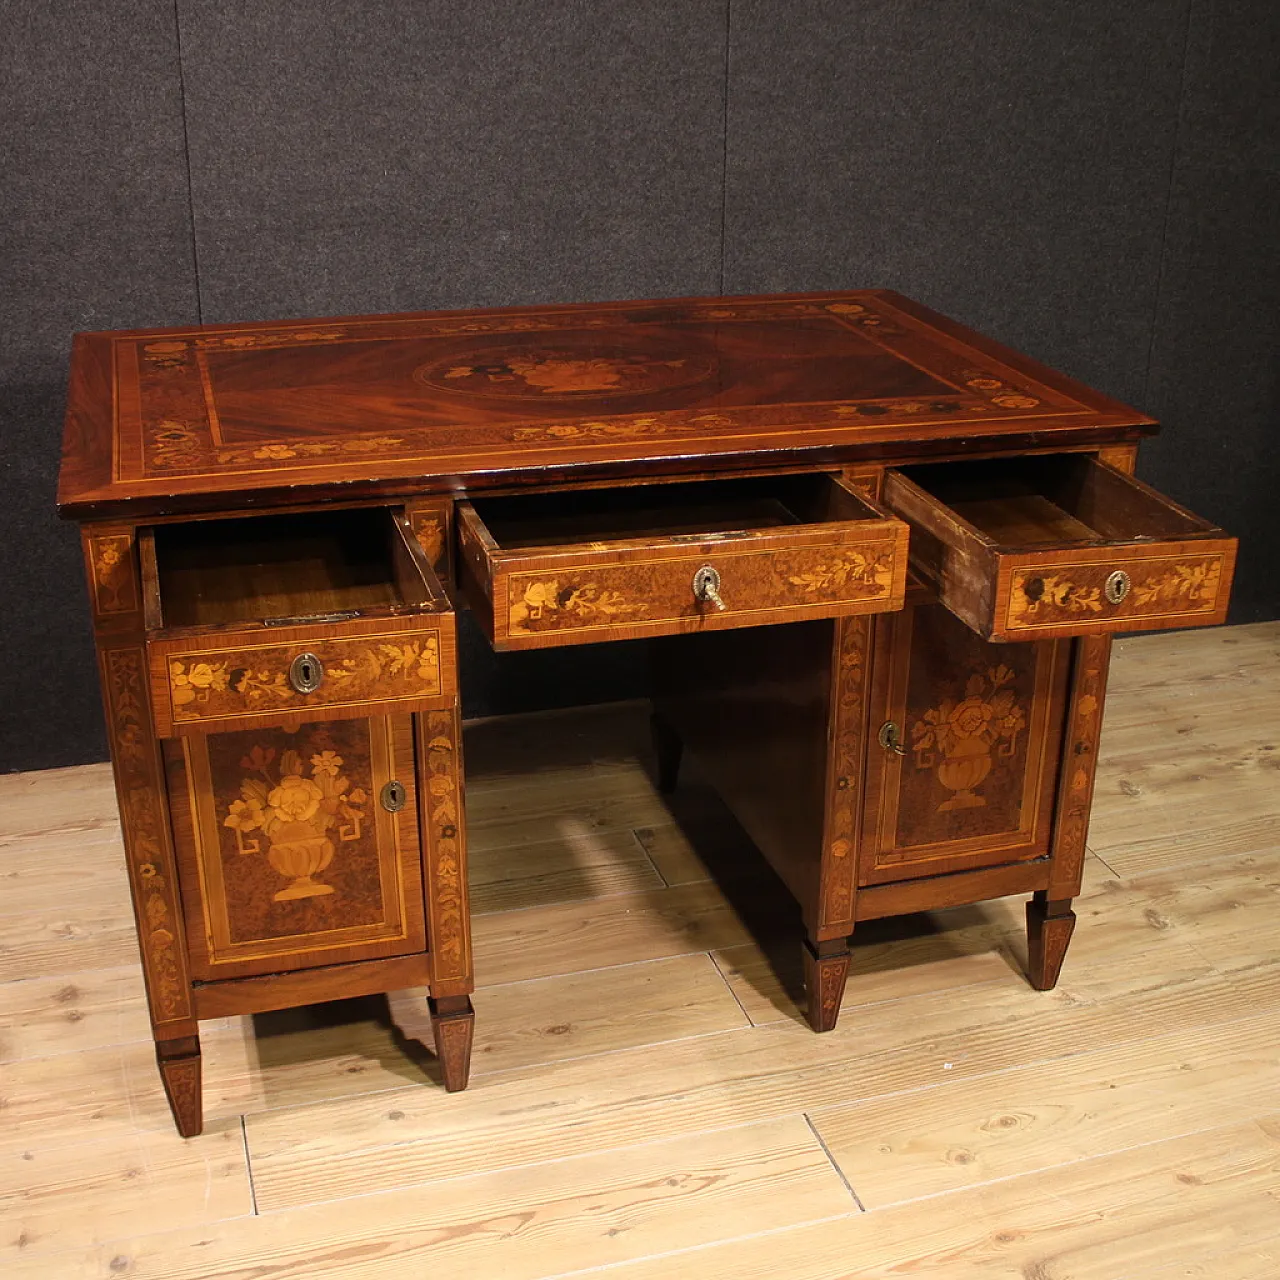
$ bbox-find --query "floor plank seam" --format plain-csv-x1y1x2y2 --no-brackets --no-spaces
812,1108,1280,1217
706,949,756,1023
242,1111,859,1219
1092,840,1280,883
629,826,672,888
473,949,749,990
803,1111,866,1211
240,1114,259,1216
1086,845,1123,878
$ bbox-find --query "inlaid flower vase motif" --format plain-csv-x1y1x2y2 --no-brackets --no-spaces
223,743,367,901
912,665,1026,811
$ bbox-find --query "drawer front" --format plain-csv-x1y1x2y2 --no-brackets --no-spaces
148,615,456,737
1001,546,1233,639
164,714,427,981
884,457,1237,643
493,530,906,648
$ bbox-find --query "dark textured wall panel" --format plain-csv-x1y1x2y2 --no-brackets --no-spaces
1140,0,1280,621
175,0,727,721
723,0,1189,408
0,1,199,772
179,0,727,321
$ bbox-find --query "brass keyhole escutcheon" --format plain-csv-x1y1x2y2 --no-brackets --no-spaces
1104,569,1131,605
878,720,907,756
288,652,324,694
692,564,726,611
380,780,407,813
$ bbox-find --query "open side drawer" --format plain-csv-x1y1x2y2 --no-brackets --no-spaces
457,472,910,650
141,506,456,736
883,454,1237,642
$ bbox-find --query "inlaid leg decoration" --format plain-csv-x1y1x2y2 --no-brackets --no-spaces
156,1035,203,1138
1026,891,1077,991
650,712,683,794
429,994,475,1092
803,937,851,1032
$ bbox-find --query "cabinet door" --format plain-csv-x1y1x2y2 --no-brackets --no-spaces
165,714,427,980
859,602,1070,884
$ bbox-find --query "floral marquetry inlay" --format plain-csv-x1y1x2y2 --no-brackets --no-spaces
912,665,1027,811
223,744,369,901
1006,554,1225,633
163,632,442,726
510,580,646,634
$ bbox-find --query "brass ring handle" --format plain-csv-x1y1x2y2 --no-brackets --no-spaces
1104,569,1131,605
288,652,324,694
878,720,907,756
693,565,727,611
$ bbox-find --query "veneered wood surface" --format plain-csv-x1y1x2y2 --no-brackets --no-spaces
859,602,1070,885
140,508,458,736
57,290,1156,519
147,615,457,738
884,457,1237,641
652,620,837,928
163,715,428,981
191,951,434,1019
459,473,908,649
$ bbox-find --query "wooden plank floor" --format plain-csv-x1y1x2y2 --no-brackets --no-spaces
2,621,1278,1278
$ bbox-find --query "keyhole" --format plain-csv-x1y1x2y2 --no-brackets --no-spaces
288,652,324,694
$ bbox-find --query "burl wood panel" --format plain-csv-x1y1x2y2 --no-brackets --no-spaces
165,715,427,980
860,602,1070,884
57,291,1156,519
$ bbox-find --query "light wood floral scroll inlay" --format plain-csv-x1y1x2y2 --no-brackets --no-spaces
90,534,138,614
509,580,646,634
166,633,442,724
912,664,1027,811
506,542,899,639
1007,555,1224,631
422,710,468,980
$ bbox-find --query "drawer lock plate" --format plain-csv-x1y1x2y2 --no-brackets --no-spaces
287,652,324,694
380,780,407,813
1104,570,1131,605
692,564,726,612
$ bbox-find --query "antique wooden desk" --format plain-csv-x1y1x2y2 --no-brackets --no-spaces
58,291,1236,1135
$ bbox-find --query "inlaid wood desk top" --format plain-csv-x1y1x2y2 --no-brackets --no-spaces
57,290,1154,519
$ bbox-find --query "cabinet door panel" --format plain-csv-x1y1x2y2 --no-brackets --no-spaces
860,603,1070,884
166,714,427,980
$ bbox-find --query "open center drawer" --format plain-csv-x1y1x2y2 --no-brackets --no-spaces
140,506,455,736
457,472,910,649
883,454,1237,642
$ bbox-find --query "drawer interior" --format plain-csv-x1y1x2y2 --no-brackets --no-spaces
895,454,1211,548
148,507,435,629
469,473,883,551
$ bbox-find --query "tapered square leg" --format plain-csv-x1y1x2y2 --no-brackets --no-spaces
1026,892,1077,991
156,1035,203,1138
650,712,683,794
429,995,475,1092
803,937,851,1032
